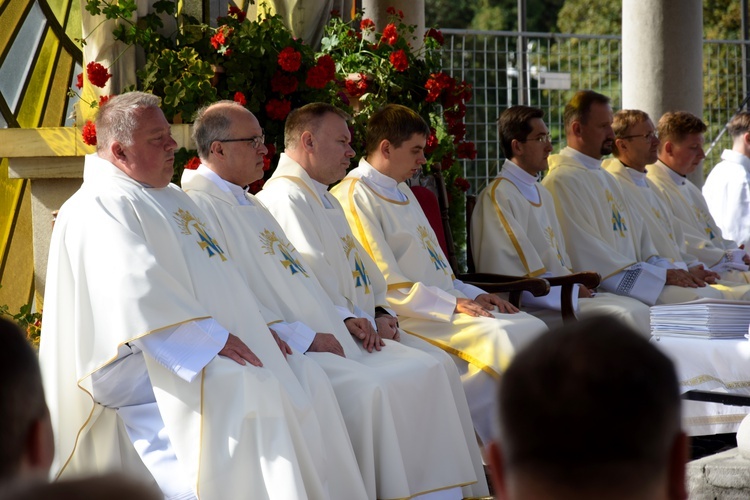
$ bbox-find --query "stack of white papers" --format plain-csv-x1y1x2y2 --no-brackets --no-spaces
650,298,750,338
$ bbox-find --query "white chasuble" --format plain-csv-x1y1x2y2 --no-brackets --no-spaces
647,160,750,283
40,155,343,500
703,149,750,249
183,169,481,499
472,160,651,335
329,164,547,381
606,159,750,301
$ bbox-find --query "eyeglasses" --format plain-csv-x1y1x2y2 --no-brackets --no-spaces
519,133,552,144
619,131,658,141
218,132,265,149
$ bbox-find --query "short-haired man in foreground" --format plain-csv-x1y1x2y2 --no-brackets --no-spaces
486,315,688,500
0,317,54,484
471,105,650,334
606,109,750,300
328,103,548,446
647,111,750,283
703,111,750,249
40,91,363,499
543,90,721,305
181,100,481,500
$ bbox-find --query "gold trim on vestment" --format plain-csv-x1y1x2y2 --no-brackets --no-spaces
355,177,411,205
59,316,213,478
491,178,546,277
684,414,748,426
265,175,324,207
344,179,377,259
377,479,478,500
197,368,205,496
681,374,750,390
387,281,416,291
402,328,501,380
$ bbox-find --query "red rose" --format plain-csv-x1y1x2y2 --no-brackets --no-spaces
82,120,97,146
382,23,398,45
185,156,202,170
360,18,375,31
265,98,292,121
233,91,247,105
424,72,454,102
389,50,408,72
271,71,299,95
86,62,111,88
227,6,246,22
425,128,439,154
76,73,83,89
456,142,477,160
278,46,302,72
316,54,336,80
440,153,454,171
454,176,471,192
306,66,331,89
344,73,369,98
425,28,445,45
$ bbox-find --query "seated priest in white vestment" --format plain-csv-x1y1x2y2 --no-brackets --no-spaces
38,92,368,500
471,105,651,334
703,111,750,249
647,110,750,284
605,109,750,301
543,90,724,306
180,101,485,500
314,104,548,446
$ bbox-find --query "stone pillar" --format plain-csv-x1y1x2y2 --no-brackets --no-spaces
622,0,704,184
361,0,424,41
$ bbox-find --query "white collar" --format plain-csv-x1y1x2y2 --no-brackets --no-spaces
196,164,252,206
499,159,541,203
623,164,649,187
356,158,407,201
721,149,750,171
653,160,687,185
560,146,603,171
310,178,334,208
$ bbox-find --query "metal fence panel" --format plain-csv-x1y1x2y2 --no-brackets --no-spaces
441,29,750,193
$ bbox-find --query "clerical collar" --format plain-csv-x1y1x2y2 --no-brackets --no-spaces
721,148,750,171
560,146,602,171
310,178,334,208
623,163,649,187
499,159,541,203
653,160,686,185
196,164,252,206
356,158,407,201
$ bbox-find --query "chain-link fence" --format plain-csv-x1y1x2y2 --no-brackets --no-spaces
441,29,750,193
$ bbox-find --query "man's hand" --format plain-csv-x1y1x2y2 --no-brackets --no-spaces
345,317,385,353
578,286,593,298
218,333,263,367
689,265,719,284
474,293,519,314
455,297,493,317
308,332,346,357
269,329,293,358
665,269,703,288
375,315,400,342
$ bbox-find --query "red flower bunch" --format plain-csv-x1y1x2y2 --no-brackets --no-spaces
278,46,302,72
389,50,408,72
425,128,439,155
456,141,477,160
98,95,111,107
454,176,471,192
424,72,455,103
440,152,454,171
76,73,84,89
424,28,444,46
210,26,232,50
386,6,404,19
382,23,398,45
233,91,247,105
360,18,375,31
227,6,246,22
271,71,299,95
185,156,202,170
263,143,276,171
86,62,111,88
344,73,369,98
265,98,292,121
82,120,97,146
306,54,336,89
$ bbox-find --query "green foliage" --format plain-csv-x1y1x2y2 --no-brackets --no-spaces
425,0,476,29
0,301,42,349
556,0,620,34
